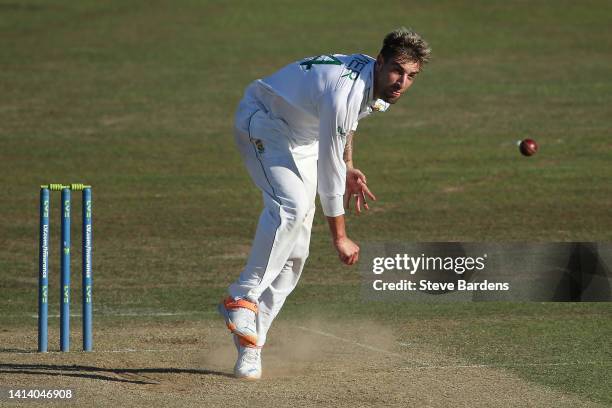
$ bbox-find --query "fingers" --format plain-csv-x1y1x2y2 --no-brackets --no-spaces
349,246,360,265
340,250,359,265
353,180,375,214
346,174,376,214
346,193,359,212
336,240,360,266
361,190,369,211
350,250,359,265
353,169,367,184
358,180,377,201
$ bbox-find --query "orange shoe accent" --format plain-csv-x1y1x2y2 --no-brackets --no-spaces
238,337,262,349
225,321,257,346
223,296,258,314
238,333,258,347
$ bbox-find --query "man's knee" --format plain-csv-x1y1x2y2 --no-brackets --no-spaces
290,245,310,264
278,192,309,228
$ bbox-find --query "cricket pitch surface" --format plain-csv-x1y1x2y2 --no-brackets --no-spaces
0,318,604,407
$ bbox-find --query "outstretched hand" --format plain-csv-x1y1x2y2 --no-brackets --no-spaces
344,168,376,214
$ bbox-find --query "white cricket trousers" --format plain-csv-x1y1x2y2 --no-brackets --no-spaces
228,87,318,347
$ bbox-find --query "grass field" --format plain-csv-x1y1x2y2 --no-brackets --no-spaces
1,1,611,406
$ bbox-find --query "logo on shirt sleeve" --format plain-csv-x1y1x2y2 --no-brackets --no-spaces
253,139,265,154
372,99,390,112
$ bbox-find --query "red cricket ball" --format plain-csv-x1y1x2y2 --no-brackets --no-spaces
519,138,538,156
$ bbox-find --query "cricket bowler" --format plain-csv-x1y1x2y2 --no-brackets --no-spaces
218,27,431,379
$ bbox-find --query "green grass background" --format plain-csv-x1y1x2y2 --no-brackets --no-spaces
1,0,611,404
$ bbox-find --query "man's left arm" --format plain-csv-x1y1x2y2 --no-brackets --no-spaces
343,131,376,213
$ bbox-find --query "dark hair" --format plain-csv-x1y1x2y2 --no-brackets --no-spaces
379,27,431,66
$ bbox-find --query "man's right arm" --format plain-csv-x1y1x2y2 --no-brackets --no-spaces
326,215,360,265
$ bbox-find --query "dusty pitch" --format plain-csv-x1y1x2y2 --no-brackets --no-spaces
0,318,603,407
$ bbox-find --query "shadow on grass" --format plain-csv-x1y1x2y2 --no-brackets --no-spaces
0,363,233,384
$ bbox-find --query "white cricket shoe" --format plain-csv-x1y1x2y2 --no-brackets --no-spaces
234,341,262,380
217,296,258,346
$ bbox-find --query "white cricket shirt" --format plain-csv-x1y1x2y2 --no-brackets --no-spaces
249,54,389,217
